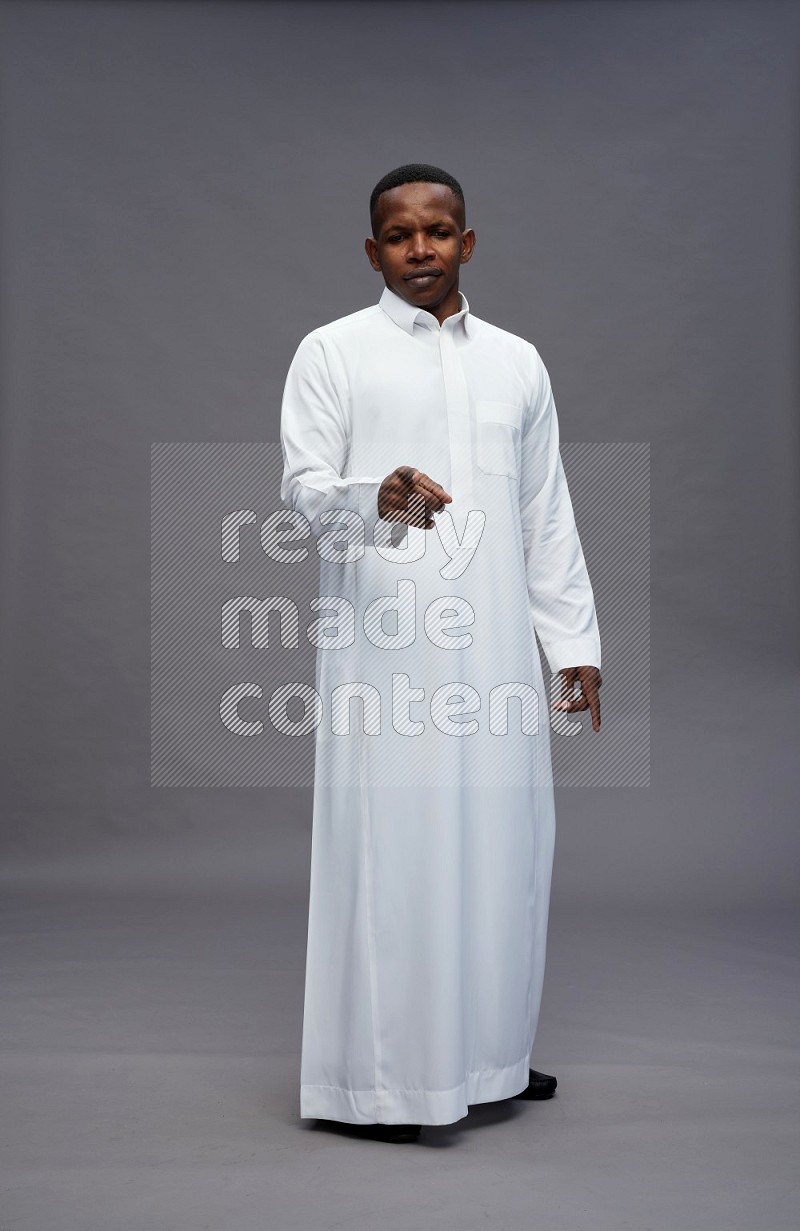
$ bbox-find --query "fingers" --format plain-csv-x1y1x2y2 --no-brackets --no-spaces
381,492,434,529
551,667,602,732
385,467,452,529
585,680,601,732
413,471,452,512
560,667,576,694
569,682,601,731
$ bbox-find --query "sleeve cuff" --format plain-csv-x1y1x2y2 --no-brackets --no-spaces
539,637,602,675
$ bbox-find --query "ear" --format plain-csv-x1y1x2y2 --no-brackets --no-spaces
459,228,476,265
364,236,381,271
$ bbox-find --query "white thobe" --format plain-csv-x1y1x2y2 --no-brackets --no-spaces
279,284,601,1125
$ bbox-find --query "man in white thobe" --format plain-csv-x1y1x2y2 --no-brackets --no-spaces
279,163,602,1142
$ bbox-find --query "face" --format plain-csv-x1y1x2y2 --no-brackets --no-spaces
364,181,476,325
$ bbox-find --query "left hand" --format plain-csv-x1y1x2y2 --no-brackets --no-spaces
552,665,603,732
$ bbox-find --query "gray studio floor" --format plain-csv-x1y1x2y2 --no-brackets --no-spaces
1,859,797,1230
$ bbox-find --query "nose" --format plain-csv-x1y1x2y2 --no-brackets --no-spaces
408,232,435,262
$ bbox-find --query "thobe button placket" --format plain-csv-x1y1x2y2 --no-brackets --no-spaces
438,323,475,519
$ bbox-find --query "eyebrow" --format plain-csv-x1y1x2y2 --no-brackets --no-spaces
383,218,454,232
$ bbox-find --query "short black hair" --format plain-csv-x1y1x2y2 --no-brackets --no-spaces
369,163,465,237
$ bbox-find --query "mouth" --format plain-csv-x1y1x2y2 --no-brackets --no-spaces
404,270,443,285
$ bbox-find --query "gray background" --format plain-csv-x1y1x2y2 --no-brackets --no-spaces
1,1,798,1228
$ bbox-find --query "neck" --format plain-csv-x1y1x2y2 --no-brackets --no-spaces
425,284,462,326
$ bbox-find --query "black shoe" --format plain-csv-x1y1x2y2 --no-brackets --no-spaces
315,1119,421,1143
513,1068,558,1100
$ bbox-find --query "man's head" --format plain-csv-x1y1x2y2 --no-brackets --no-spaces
365,163,476,325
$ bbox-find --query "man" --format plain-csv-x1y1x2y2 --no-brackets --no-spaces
279,163,602,1144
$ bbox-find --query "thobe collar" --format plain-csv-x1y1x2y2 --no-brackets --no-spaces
378,283,471,338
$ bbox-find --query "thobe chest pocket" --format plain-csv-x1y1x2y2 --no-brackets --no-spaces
475,401,524,479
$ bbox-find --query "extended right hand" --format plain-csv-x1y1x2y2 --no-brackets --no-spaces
377,466,453,530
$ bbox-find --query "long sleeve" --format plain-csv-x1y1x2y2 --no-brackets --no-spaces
279,331,388,540
518,353,601,675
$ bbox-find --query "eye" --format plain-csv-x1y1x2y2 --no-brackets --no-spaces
435,231,449,238
386,234,404,243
